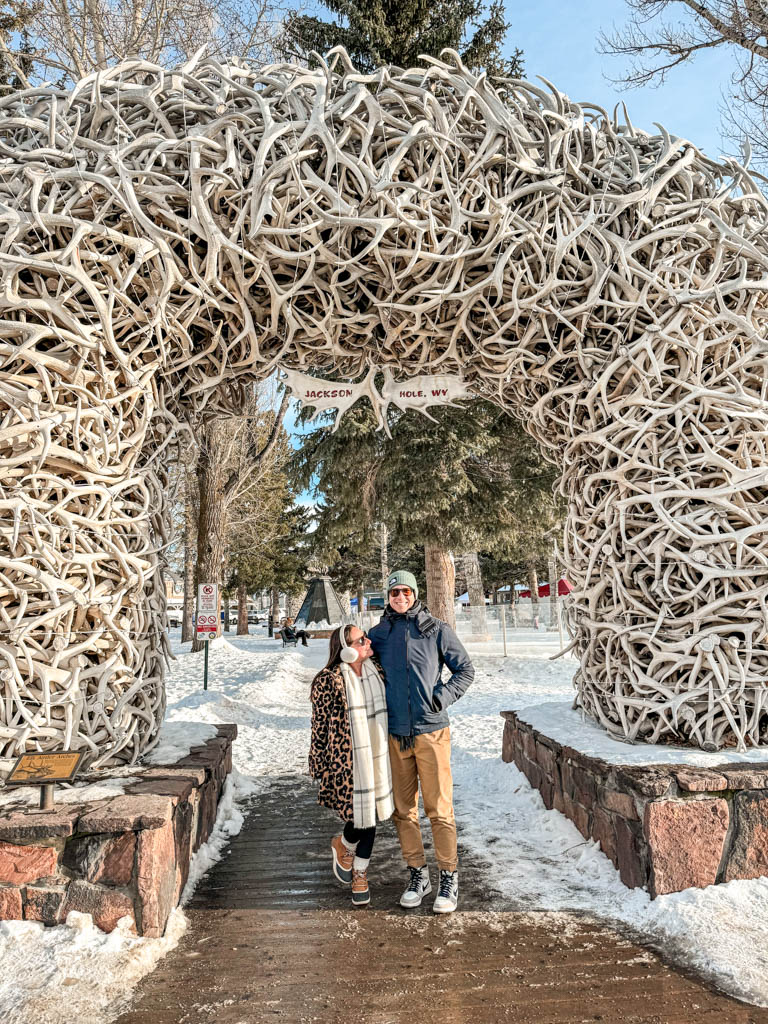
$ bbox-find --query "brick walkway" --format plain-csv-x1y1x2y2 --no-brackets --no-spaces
116,776,768,1024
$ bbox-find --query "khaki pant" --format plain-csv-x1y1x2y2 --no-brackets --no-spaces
388,728,458,872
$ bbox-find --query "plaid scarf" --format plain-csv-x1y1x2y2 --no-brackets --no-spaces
341,660,394,829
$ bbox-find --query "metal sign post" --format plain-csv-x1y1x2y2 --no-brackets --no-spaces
196,583,218,691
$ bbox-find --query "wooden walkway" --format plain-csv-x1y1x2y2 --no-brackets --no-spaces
116,776,768,1024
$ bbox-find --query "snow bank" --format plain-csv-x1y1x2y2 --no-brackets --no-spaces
143,721,218,765
516,700,768,766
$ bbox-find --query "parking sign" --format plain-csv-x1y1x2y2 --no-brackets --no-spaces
196,584,218,637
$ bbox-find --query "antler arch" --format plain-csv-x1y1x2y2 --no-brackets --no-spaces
1,49,767,764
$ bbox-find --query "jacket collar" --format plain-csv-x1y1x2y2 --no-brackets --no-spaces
382,601,439,637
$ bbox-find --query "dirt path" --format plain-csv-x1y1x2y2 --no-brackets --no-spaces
115,776,768,1024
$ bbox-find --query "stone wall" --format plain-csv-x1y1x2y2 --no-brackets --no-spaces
501,711,768,897
0,724,236,935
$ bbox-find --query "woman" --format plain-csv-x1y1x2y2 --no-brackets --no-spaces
309,624,394,906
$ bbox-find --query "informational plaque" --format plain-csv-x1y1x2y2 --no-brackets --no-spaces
196,583,218,639
6,751,84,786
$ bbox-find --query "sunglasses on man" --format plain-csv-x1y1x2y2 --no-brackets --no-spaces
389,587,412,597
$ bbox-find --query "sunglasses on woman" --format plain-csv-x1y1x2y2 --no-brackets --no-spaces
389,587,412,597
350,634,369,646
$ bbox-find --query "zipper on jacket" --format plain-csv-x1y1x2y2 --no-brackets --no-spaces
405,617,413,737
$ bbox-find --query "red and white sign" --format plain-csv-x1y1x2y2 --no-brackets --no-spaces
281,365,470,436
196,583,218,637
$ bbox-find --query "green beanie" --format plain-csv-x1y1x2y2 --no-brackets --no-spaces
387,570,418,600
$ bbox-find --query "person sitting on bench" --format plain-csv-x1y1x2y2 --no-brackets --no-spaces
281,617,310,647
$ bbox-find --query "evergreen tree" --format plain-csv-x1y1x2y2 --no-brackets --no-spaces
291,397,562,626
283,0,523,80
0,2,33,93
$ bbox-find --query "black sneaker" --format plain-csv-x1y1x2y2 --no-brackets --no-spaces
432,870,458,914
399,865,431,908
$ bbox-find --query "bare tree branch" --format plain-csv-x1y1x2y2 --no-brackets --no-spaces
602,1,768,169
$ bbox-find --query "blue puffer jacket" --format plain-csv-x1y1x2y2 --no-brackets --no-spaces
368,602,474,739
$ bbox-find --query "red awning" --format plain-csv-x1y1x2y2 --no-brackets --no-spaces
518,579,573,599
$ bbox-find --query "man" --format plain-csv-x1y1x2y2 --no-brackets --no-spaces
368,569,474,914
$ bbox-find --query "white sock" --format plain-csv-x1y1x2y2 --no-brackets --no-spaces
341,834,357,853
353,855,370,871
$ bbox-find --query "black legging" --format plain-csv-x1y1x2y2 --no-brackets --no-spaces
343,820,376,861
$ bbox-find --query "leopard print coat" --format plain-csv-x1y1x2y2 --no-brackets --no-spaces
308,664,353,821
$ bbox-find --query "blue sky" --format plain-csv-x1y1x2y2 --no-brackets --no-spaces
502,0,735,161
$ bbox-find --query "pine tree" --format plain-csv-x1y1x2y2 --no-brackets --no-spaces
0,2,33,93
291,397,562,627
283,0,523,80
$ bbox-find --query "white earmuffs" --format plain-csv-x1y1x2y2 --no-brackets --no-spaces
338,625,358,664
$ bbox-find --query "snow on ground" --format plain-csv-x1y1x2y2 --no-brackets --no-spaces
518,699,768,766
4,623,768,1020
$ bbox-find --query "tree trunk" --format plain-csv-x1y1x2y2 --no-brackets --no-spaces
356,583,365,619
548,549,557,631
181,479,196,644
271,586,280,633
237,583,249,635
527,561,540,629
223,592,231,632
462,550,489,639
425,544,455,629
286,592,297,618
192,420,227,653
379,523,389,592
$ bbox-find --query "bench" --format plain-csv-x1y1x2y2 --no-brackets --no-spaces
278,629,299,648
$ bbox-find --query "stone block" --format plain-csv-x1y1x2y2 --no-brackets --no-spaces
127,778,196,806
614,817,647,889
138,766,207,787
171,796,195,902
63,832,136,887
725,791,768,882
136,817,177,938
0,884,22,919
536,741,558,777
77,794,172,834
718,765,768,790
195,779,219,848
563,794,590,840
561,760,597,807
24,884,67,924
521,729,537,763
215,723,238,742
62,881,135,933
0,806,81,843
674,768,728,793
552,771,566,815
592,806,617,865
571,765,598,809
561,746,611,778
599,788,639,821
0,841,57,884
615,765,674,799
519,757,545,797
539,776,554,811
501,721,516,763
644,799,729,896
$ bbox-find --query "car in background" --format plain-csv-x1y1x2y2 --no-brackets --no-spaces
167,606,183,627
248,611,260,624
